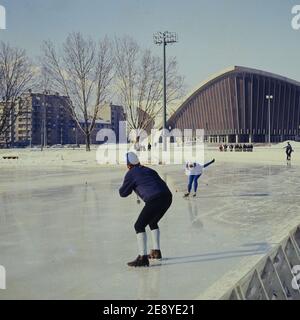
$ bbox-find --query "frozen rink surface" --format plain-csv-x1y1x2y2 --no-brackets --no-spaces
0,161,300,299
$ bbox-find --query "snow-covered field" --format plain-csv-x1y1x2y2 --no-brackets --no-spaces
0,142,299,299
0,141,299,168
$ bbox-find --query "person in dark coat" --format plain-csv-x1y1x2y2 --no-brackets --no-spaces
284,142,294,161
119,152,173,267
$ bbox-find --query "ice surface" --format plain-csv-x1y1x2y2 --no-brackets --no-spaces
0,157,300,300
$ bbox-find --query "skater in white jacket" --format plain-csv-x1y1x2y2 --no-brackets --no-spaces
184,159,215,198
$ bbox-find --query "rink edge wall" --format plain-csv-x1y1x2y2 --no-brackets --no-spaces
222,225,300,300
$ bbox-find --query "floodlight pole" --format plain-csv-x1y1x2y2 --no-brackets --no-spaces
163,38,167,139
154,31,178,151
266,95,273,146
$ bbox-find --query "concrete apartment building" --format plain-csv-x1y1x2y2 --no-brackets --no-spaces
75,103,126,145
0,96,126,147
76,119,111,145
13,91,74,147
0,106,10,147
0,91,75,147
0,97,29,148
97,103,126,143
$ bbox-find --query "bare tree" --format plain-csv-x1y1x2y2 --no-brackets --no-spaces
41,32,114,151
114,36,185,134
0,42,33,146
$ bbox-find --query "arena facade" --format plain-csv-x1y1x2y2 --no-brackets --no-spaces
167,66,300,143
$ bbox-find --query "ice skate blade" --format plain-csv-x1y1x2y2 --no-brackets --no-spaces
149,258,162,262
149,259,163,266
149,261,162,267
127,264,149,268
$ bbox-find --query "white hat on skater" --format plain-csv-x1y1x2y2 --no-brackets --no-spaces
126,152,140,165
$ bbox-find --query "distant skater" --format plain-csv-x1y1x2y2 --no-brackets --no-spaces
184,159,215,198
119,152,173,267
284,142,294,162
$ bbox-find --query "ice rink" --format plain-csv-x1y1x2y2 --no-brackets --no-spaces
1,153,300,299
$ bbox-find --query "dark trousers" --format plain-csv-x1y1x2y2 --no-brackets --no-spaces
134,192,172,234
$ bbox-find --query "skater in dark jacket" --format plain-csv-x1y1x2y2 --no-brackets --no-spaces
284,142,294,161
119,152,173,267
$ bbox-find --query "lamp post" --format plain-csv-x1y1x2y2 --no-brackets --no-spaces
154,31,178,151
73,126,78,146
40,102,45,152
40,97,47,151
44,102,48,147
266,95,273,145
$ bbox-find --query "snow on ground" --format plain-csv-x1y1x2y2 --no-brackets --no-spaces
0,142,299,299
0,141,299,168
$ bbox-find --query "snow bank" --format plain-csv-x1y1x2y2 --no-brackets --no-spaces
0,142,299,168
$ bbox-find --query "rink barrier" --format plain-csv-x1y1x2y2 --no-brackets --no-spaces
222,226,300,300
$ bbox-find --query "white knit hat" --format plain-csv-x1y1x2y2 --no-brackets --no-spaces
126,152,140,165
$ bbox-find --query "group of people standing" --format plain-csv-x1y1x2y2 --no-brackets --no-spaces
219,144,254,152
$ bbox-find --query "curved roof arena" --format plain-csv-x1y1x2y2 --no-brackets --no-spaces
167,66,300,142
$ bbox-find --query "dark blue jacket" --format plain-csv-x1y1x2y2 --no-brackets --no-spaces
119,166,171,203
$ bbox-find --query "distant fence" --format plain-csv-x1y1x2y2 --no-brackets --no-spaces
222,225,300,300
